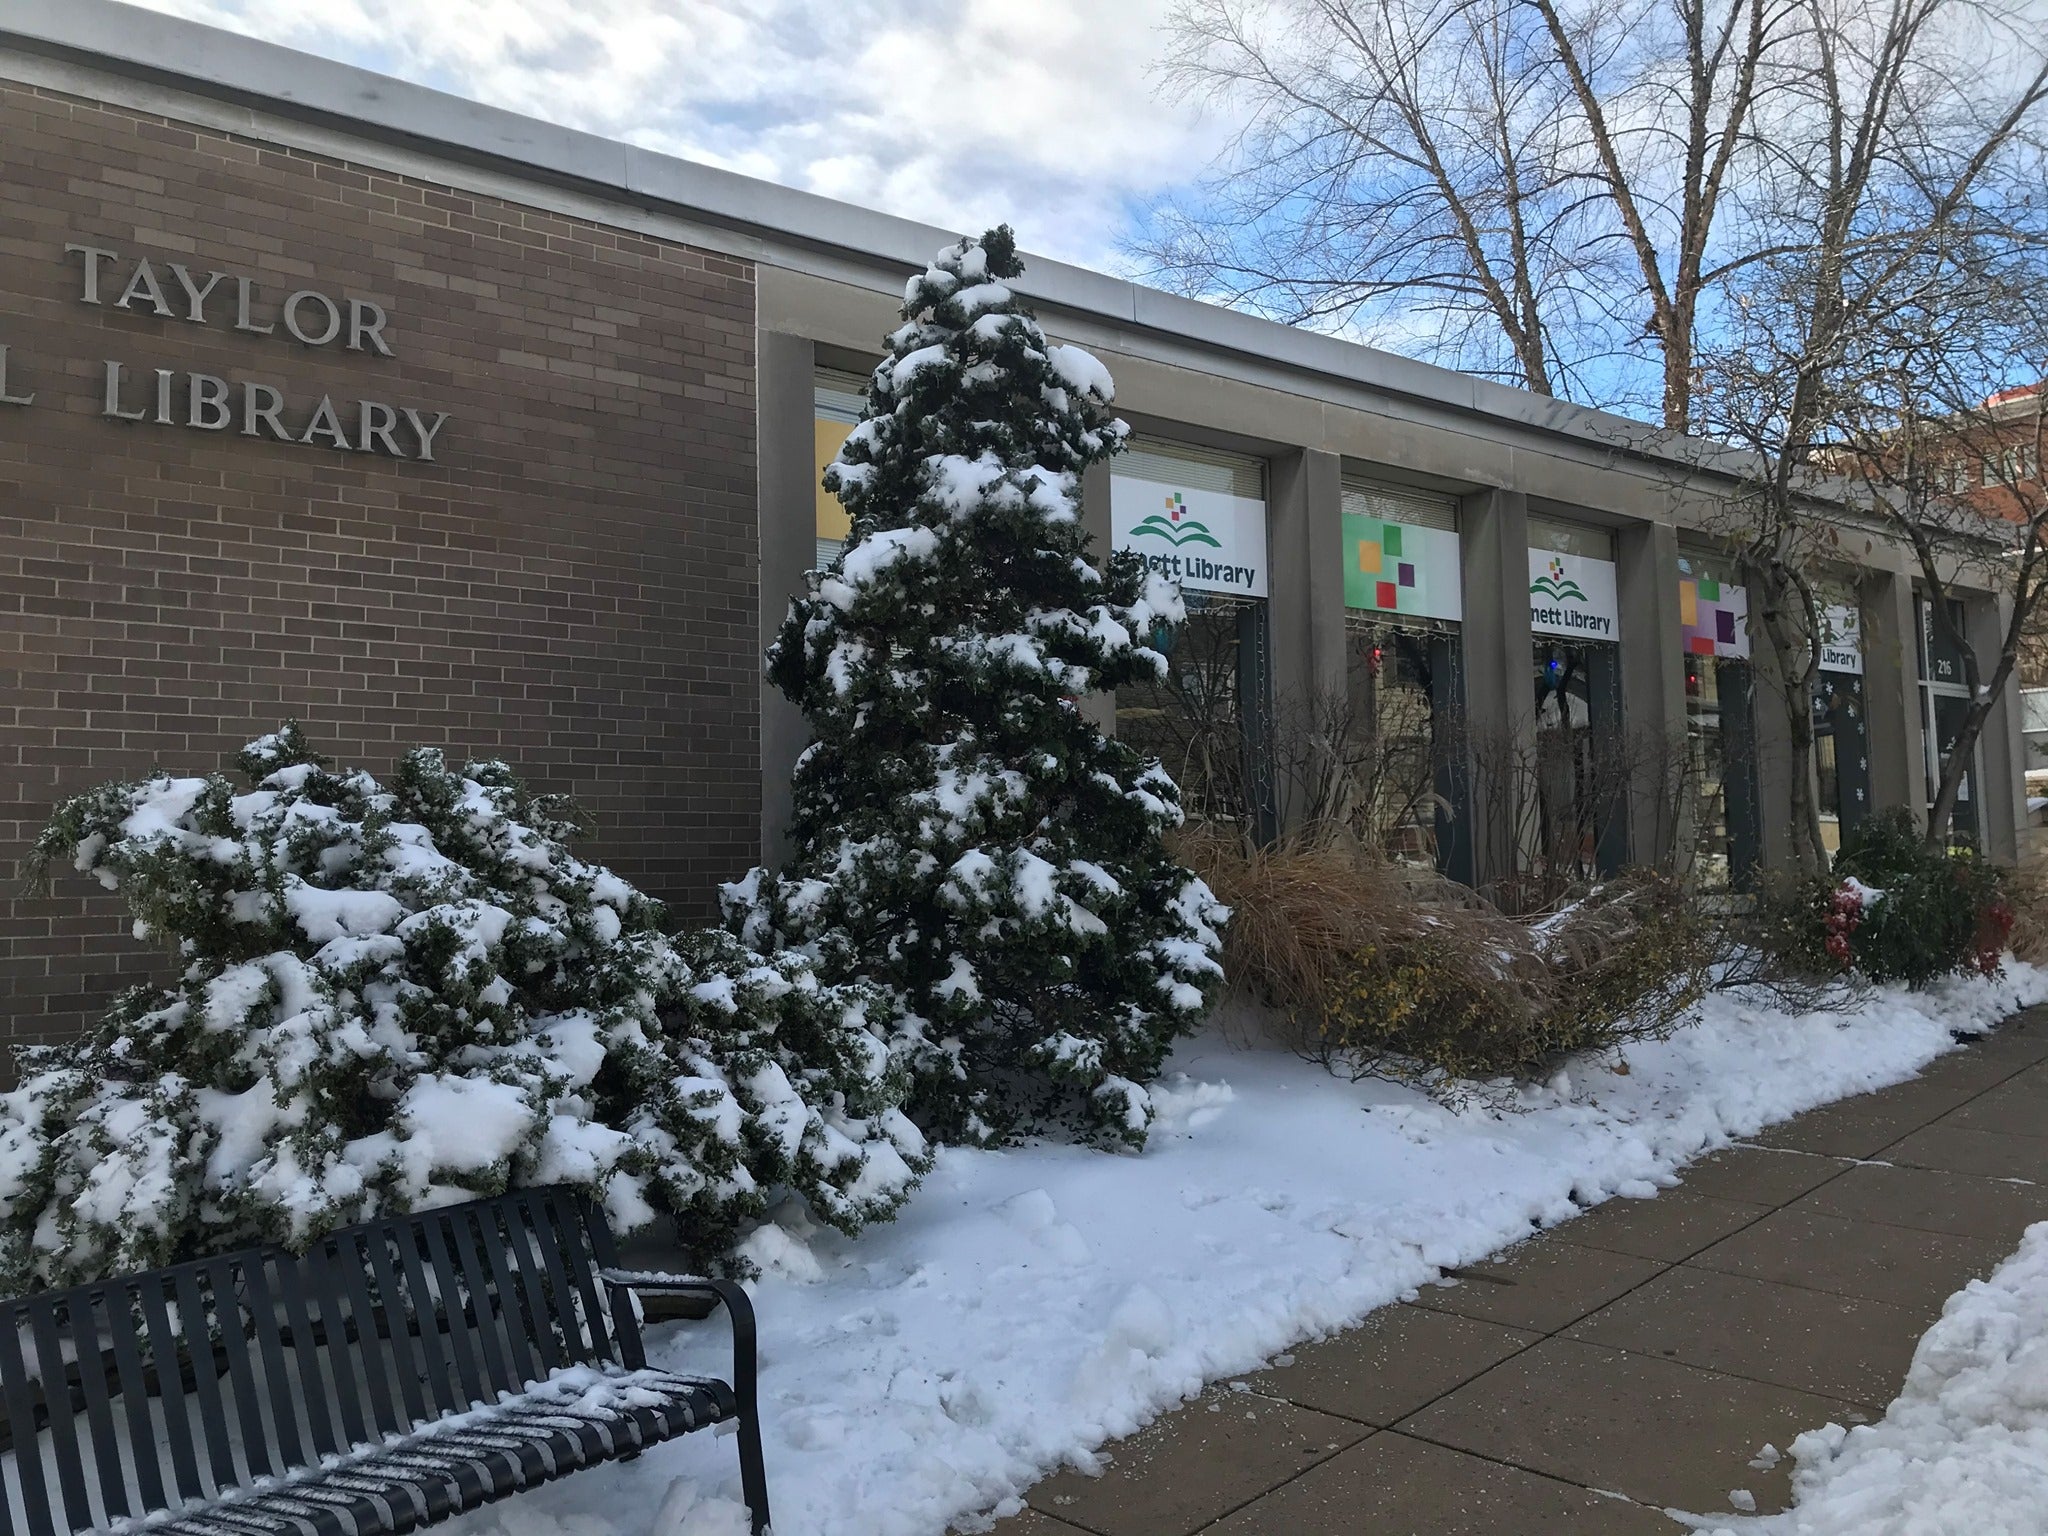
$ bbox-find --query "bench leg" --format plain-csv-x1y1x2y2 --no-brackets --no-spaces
736,1399,772,1536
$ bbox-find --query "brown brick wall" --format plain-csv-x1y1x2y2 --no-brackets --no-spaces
0,80,761,1054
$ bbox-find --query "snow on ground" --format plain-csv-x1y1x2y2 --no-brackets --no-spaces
447,965,2047,1536
1686,1219,2048,1536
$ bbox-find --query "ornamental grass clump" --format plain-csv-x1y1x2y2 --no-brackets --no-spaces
0,725,928,1293
1180,828,1716,1096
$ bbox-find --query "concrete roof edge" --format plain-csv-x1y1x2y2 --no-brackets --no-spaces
0,0,1827,503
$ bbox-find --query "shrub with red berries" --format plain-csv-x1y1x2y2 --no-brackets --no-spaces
1768,811,2013,988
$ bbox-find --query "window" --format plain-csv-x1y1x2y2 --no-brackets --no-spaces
1528,515,1615,562
1917,596,1982,848
1677,553,1760,888
1338,475,1465,873
813,367,868,569
1113,439,1275,838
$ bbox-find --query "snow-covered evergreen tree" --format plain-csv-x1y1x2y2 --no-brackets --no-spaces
0,725,927,1292
727,228,1227,1147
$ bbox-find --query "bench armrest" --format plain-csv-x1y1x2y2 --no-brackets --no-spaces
597,1271,757,1405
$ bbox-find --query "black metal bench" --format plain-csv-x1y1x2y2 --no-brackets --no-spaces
0,1187,770,1535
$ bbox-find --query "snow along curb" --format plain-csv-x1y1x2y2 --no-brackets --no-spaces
1683,1217,2048,1534
443,964,2048,1536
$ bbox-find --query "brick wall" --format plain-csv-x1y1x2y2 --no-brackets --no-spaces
0,79,761,1055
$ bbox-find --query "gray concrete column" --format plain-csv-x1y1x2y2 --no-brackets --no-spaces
1459,488,1534,891
1969,590,2024,862
1615,521,1688,868
1266,448,1344,833
1079,458,1117,735
1859,566,1927,829
757,329,816,867
1749,619,1798,874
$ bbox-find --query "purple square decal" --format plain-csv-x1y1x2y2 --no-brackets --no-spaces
1716,608,1736,644
1398,563,1415,587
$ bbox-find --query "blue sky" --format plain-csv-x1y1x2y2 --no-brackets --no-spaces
127,0,1234,276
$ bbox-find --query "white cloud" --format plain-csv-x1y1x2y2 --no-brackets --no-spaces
124,0,1232,273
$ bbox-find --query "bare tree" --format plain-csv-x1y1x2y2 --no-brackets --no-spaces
1150,0,1789,423
1150,0,1630,397
1153,0,2048,871
1837,279,2048,846
1692,0,2048,869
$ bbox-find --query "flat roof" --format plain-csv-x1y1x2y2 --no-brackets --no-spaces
0,0,1790,494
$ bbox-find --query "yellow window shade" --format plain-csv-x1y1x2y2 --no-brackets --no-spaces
815,417,853,541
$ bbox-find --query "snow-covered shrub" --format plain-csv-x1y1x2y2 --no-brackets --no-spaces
0,725,927,1293
727,227,1227,1147
1760,809,2012,987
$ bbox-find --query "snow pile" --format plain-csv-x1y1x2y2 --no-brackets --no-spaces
1691,1218,2048,1535
436,964,2046,1536
1,726,927,1291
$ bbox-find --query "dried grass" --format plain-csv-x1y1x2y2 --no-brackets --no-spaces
1177,826,1717,1097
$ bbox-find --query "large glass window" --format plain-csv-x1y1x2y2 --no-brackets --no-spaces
1684,655,1761,888
1918,596,1982,847
1677,553,1760,889
1527,639,1625,888
1342,615,1464,873
1510,518,1625,898
1112,439,1275,839
1814,595,1868,854
1118,594,1274,834
1337,476,1466,876
1814,674,1869,853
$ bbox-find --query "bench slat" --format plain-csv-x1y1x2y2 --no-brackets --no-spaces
543,1191,615,1364
467,1205,542,1391
359,1228,432,1431
491,1198,566,1380
300,1237,372,1450
387,1216,459,1422
208,1258,275,1479
329,1231,408,1442
172,1265,241,1489
416,1211,490,1412
25,1294,93,1530
269,1249,342,1461
441,1207,517,1402
244,1254,307,1471
69,1288,130,1521
511,1192,588,1369
0,1299,51,1536
103,1281,168,1512
136,1271,208,1504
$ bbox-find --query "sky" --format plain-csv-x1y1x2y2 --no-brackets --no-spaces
126,0,1234,276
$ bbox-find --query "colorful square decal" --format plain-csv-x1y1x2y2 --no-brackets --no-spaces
1678,569,1749,659
1344,512,1461,621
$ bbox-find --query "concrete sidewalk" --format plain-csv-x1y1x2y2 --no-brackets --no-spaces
991,1006,2048,1535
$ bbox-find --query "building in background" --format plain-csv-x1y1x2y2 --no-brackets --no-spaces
0,0,2028,1053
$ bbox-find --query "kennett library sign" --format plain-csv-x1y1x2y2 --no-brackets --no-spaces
0,243,450,461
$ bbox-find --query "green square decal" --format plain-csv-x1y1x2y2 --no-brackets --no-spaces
1382,524,1403,558
1699,576,1720,600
